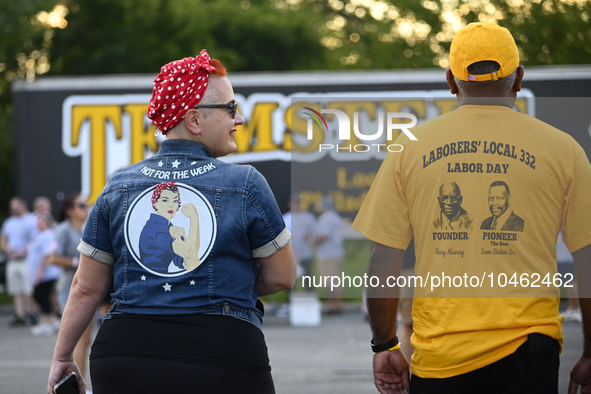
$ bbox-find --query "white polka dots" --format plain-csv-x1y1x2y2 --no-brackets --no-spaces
147,49,216,134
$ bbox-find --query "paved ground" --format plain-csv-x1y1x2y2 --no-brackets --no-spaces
0,302,584,394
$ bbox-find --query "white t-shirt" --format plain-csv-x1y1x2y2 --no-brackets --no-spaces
27,228,60,285
556,231,573,264
315,210,344,260
288,210,316,261
1,213,37,255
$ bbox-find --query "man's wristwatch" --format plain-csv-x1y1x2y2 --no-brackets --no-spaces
371,336,399,353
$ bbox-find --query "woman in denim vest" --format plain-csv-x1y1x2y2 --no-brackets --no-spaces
48,50,295,394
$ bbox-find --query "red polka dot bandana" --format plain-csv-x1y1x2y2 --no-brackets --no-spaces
147,49,217,134
151,182,181,211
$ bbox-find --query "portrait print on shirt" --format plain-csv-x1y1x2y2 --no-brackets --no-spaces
480,180,524,232
125,182,217,277
433,181,473,230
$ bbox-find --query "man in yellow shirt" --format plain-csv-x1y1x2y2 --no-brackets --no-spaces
353,22,591,394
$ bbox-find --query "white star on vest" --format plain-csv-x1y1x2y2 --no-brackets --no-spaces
141,275,146,281
158,160,164,167
190,280,196,285
163,283,172,291
171,160,181,168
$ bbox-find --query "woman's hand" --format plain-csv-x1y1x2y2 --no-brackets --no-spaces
181,203,199,219
47,358,86,394
169,226,186,240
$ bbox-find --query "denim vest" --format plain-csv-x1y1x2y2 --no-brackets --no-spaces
78,139,290,330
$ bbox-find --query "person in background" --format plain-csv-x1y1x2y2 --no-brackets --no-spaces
557,230,582,323
48,193,92,380
33,195,60,316
314,195,344,314
285,193,315,288
33,196,53,217
1,196,38,327
29,212,60,336
274,193,316,318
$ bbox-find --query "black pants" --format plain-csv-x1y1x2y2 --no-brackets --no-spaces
410,334,560,394
90,356,276,394
33,280,56,314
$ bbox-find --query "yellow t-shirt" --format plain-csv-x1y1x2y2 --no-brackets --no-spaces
353,104,591,378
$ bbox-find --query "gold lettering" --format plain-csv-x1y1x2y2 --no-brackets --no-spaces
71,105,122,203
327,102,376,150
337,167,376,190
287,103,323,153
299,190,323,212
352,171,376,189
331,190,369,212
125,104,158,164
235,102,279,153
337,167,352,189
380,100,426,141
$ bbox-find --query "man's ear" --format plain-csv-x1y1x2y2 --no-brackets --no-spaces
446,69,459,95
184,109,202,136
513,65,524,93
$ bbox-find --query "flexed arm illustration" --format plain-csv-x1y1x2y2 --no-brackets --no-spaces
170,203,201,271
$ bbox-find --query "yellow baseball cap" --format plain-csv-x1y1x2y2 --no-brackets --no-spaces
450,22,519,82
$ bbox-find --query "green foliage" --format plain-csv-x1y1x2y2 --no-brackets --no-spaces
497,1,591,65
0,0,60,221
49,0,328,74
50,0,208,74
207,0,327,71
308,0,591,69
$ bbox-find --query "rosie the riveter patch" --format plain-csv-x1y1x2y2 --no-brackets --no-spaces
124,182,216,277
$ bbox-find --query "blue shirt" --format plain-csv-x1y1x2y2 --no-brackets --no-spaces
139,213,184,274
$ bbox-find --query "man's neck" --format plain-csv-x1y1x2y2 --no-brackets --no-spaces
457,96,516,108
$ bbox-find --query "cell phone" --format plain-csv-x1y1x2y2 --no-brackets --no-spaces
53,371,80,394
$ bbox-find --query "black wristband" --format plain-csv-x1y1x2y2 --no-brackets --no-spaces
371,336,399,353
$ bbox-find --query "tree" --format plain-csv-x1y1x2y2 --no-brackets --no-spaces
0,0,61,221
48,0,328,74
2,0,590,219
306,0,591,69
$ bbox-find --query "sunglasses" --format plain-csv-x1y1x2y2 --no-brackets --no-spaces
194,102,237,119
75,202,90,209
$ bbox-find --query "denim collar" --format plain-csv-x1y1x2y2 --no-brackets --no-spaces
157,139,214,158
